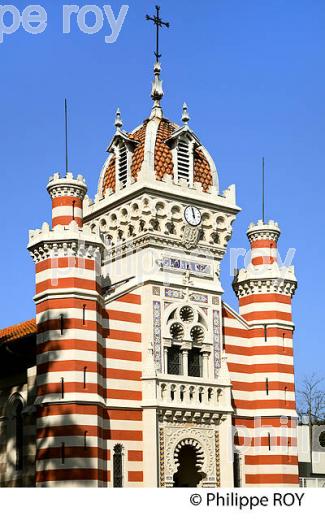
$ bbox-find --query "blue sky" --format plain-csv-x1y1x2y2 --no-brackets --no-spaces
0,0,324,385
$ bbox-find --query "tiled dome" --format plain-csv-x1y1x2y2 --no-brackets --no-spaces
101,117,214,196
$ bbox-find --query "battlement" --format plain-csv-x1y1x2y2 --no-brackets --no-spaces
247,219,281,244
28,219,103,263
84,169,238,216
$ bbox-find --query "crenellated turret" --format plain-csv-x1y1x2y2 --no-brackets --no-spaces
228,219,299,486
233,219,297,326
28,174,106,487
47,172,87,229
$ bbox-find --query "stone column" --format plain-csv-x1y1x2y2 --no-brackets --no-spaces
201,349,210,379
182,351,188,376
181,341,191,376
163,339,171,374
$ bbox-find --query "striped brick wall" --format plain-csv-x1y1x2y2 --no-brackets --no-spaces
51,196,83,228
33,265,144,486
104,291,144,487
34,253,106,486
28,172,109,487
30,168,145,486
228,220,299,486
224,304,298,486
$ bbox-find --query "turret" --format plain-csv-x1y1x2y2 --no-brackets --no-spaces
231,219,299,486
247,220,280,266
233,220,297,328
28,172,105,487
47,172,87,229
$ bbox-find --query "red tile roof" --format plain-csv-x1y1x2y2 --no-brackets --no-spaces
0,319,36,345
154,119,176,180
101,118,213,195
130,121,148,180
102,156,116,193
194,147,213,191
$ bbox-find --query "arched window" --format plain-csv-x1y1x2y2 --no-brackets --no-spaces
113,444,124,487
319,432,325,448
233,452,242,487
7,397,24,472
14,400,24,471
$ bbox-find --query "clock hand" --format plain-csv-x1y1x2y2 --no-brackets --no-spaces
191,207,195,219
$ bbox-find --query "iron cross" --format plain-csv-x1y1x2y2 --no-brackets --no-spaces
146,5,170,61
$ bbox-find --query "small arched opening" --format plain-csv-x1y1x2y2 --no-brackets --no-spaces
173,439,206,488
6,395,24,472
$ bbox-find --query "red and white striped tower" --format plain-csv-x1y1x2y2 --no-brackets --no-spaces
232,219,299,486
47,172,87,229
248,220,279,269
28,172,106,487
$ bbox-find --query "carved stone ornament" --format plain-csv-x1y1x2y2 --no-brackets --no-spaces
182,224,201,249
213,309,221,378
153,301,162,371
160,425,218,487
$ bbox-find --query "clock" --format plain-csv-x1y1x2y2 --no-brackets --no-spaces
184,206,202,226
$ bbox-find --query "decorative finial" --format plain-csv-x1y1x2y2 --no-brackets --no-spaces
151,62,164,113
182,102,190,125
115,108,123,130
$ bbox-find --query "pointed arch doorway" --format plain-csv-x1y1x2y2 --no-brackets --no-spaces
173,439,206,488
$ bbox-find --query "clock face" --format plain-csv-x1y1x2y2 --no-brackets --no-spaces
184,206,202,226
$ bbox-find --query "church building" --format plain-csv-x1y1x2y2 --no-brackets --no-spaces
0,9,299,488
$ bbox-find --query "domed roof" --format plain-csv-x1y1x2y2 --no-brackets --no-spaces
101,117,214,195
98,62,218,196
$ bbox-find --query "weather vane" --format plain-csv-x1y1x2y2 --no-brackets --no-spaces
146,5,170,61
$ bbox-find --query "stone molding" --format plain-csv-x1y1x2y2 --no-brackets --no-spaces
47,172,87,199
28,221,103,264
86,194,236,258
233,277,297,297
159,423,219,487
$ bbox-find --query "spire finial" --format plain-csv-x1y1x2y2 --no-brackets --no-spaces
150,62,164,116
182,102,190,125
115,108,123,130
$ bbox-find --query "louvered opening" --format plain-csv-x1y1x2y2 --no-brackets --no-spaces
118,143,128,188
177,138,191,183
